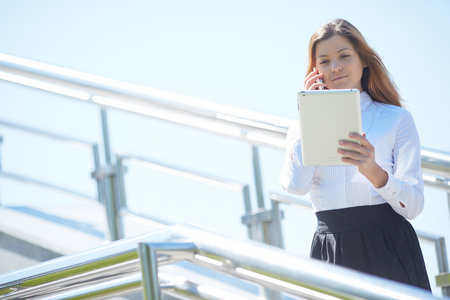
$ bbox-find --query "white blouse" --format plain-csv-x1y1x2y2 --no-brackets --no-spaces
279,92,424,219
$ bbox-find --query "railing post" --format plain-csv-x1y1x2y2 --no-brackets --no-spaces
248,147,284,300
115,156,127,210
138,241,196,300
441,191,450,297
435,192,450,296
92,144,103,204
99,109,120,241
250,146,270,243
91,141,121,242
436,235,450,297
241,185,254,240
0,135,3,170
251,146,265,210
0,136,3,206
247,146,284,246
139,243,160,300
270,199,285,248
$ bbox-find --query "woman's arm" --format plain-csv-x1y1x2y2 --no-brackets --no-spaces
338,110,424,219
374,110,424,219
279,121,316,195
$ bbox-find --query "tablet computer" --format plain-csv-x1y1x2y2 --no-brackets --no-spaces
297,89,362,166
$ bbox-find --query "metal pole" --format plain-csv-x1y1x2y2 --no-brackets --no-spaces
113,157,127,238
115,156,127,210
251,146,265,209
0,136,3,170
139,243,160,300
0,136,3,206
436,236,450,297
250,146,282,300
92,144,103,203
100,109,120,241
138,242,196,300
270,199,284,248
242,185,254,240
251,145,272,243
445,191,450,297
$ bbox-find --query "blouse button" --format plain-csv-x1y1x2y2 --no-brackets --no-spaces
387,187,391,192
392,192,397,196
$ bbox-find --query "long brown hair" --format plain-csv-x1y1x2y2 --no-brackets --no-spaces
306,19,402,107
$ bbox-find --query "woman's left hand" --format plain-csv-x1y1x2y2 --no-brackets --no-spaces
337,133,388,188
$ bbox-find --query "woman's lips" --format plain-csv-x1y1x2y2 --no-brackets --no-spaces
331,75,347,81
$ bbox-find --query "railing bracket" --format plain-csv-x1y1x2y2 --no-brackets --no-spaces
91,165,116,180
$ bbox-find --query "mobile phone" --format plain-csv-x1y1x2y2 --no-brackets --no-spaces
313,67,324,90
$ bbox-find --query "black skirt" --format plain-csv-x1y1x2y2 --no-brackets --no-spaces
310,203,431,291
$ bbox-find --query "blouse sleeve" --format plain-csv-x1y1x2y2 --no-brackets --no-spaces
279,121,315,195
374,110,424,219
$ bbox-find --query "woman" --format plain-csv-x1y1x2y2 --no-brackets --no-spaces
279,19,431,290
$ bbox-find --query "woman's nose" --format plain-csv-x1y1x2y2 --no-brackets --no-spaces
331,60,342,73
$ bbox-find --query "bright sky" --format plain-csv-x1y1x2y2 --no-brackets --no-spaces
1,0,449,147
1,1,449,295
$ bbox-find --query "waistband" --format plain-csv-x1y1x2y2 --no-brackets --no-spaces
315,203,406,233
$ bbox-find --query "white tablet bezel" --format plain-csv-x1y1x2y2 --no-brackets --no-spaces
297,89,362,166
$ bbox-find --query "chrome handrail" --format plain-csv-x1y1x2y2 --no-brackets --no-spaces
0,53,288,150
0,53,448,178
0,53,449,297
0,224,440,300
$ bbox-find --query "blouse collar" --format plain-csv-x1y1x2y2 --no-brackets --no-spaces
360,91,372,111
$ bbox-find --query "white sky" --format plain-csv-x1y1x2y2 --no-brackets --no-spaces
1,0,449,150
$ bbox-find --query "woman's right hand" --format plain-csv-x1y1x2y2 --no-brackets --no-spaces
303,69,326,90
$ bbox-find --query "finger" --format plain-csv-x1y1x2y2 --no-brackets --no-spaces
304,72,325,90
309,82,326,90
338,139,364,152
348,133,373,149
340,156,363,165
304,73,318,89
304,70,322,82
337,148,365,161
303,70,317,84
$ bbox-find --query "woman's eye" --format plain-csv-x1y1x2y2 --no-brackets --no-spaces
341,55,350,59
319,60,329,65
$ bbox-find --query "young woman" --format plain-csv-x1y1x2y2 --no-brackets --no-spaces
279,19,431,291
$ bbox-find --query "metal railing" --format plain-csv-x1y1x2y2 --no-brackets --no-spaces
0,52,290,243
1,53,450,298
0,224,441,300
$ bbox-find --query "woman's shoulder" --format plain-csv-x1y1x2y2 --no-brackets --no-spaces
372,101,413,119
372,101,417,133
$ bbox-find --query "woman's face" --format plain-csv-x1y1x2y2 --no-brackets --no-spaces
315,35,365,91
